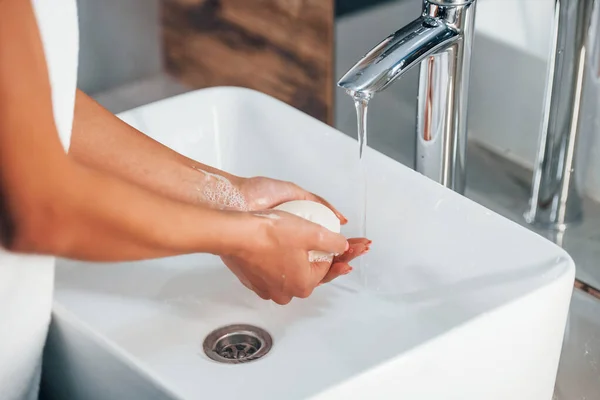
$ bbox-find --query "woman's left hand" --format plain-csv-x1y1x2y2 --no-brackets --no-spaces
319,237,371,284
223,237,371,301
236,177,348,224
229,176,369,293
237,177,369,287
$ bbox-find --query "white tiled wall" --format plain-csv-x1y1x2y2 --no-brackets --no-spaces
76,0,162,94
475,0,554,60
473,0,600,201
76,0,191,114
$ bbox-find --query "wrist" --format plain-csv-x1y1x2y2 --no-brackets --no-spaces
206,209,262,257
188,165,249,211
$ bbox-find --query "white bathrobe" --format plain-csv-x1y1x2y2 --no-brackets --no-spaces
0,1,78,398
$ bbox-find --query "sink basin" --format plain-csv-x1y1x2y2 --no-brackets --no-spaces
43,87,574,400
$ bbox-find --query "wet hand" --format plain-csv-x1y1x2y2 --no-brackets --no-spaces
318,237,371,285
236,177,348,225
221,210,352,305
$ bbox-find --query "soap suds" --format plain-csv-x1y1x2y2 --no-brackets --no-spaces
192,166,249,211
309,253,334,263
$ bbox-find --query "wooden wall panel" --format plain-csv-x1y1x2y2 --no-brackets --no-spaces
161,0,334,124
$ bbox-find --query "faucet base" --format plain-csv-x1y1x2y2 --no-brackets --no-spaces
523,211,583,232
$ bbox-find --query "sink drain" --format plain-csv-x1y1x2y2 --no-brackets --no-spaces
203,324,272,364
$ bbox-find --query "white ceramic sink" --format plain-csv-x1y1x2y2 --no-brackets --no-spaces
44,87,575,400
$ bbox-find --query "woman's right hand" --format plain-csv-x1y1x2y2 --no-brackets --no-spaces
221,210,350,305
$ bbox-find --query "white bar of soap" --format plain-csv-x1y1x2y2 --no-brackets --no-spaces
273,200,341,263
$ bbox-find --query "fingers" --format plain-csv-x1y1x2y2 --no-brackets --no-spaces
304,191,348,225
334,238,371,263
248,283,271,300
319,238,370,284
271,293,293,305
306,224,349,255
320,262,352,284
223,226,370,305
347,237,372,246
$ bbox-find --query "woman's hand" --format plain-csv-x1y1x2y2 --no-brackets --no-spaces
221,210,356,305
236,177,348,224
319,237,371,285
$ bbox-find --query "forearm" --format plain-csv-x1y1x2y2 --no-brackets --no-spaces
0,0,255,263
1,109,249,262
70,90,241,207
8,156,251,262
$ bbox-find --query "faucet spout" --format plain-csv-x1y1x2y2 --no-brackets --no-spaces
338,0,478,194
337,16,459,94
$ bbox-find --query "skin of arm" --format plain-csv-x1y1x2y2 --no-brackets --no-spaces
68,92,371,291
0,0,357,304
70,90,351,224
0,0,255,261
69,92,350,224
69,90,239,208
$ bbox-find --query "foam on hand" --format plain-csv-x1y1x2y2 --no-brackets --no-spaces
273,200,341,263
193,167,249,211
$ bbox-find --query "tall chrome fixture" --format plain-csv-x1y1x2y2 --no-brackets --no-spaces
526,0,600,229
338,0,478,194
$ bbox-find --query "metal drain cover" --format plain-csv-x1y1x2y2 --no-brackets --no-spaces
203,324,272,364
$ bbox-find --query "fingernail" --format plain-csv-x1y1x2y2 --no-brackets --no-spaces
343,267,353,275
348,248,354,254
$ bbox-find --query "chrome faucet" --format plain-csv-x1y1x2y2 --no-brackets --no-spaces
338,0,478,194
525,0,600,230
